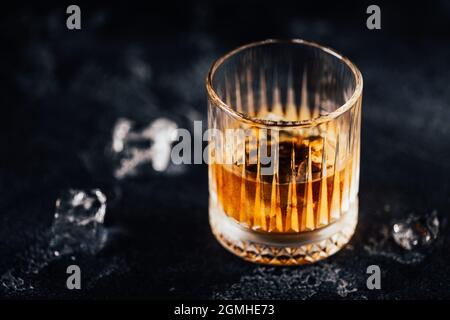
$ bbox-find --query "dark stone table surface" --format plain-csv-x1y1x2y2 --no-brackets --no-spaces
1,1,449,299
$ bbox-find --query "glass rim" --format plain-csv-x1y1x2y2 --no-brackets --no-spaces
206,39,363,128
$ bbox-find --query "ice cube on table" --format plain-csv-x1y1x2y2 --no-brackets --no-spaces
50,189,107,256
392,211,439,250
111,117,178,178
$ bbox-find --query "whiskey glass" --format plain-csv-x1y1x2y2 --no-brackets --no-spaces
206,39,363,265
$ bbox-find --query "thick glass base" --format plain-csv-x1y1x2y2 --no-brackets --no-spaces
209,198,358,265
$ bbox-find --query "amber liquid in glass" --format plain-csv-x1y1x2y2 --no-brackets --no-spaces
212,136,352,233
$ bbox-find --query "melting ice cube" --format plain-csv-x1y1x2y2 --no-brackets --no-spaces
50,189,107,256
111,117,178,178
392,211,439,251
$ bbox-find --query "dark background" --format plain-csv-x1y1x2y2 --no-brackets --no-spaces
1,0,450,299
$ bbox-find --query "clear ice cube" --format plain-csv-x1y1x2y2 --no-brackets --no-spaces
392,211,439,250
303,135,336,169
111,117,178,178
50,189,107,256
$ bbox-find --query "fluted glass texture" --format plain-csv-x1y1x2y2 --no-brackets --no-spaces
207,40,362,265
